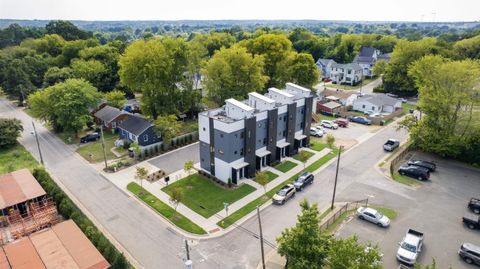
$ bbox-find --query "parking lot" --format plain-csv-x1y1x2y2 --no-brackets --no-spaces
336,152,480,268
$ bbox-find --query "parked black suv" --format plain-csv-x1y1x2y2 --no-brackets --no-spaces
80,132,100,143
463,212,480,230
407,160,436,172
292,172,314,191
459,243,480,265
398,165,430,181
469,198,480,214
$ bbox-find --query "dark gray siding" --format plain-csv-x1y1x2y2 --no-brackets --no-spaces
277,112,287,140
209,118,215,175
295,105,305,132
255,119,267,150
286,103,297,154
213,128,245,163
267,108,278,163
303,96,313,144
200,142,211,172
244,117,257,178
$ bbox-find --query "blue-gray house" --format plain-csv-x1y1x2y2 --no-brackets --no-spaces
118,115,161,147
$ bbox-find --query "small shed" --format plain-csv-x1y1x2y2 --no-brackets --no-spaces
317,101,342,114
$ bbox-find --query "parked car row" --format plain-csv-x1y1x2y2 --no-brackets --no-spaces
458,198,480,266
398,159,436,181
272,172,314,205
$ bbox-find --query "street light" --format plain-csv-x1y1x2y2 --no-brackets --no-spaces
331,145,344,210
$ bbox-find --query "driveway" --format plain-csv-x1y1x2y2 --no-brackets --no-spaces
336,152,480,269
148,142,199,174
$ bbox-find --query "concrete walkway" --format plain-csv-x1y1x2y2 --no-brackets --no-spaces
102,147,332,237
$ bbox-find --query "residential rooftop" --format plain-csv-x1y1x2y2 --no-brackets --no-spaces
201,83,311,123
0,169,46,209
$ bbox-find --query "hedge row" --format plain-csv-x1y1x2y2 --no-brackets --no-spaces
32,168,131,269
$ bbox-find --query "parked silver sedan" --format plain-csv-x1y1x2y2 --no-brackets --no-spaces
357,207,390,227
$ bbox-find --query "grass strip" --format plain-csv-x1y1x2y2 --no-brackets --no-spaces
274,160,298,173
127,182,207,235
218,147,337,228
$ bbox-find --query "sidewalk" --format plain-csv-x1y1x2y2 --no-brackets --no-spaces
101,147,332,237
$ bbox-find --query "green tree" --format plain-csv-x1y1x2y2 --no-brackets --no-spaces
255,171,269,194
43,66,73,87
184,160,195,176
104,90,126,109
71,59,107,90
169,187,184,212
28,78,101,134
0,118,23,148
203,46,267,105
372,60,387,77
327,236,383,269
119,38,191,118
277,199,331,269
288,52,319,88
383,38,442,95
192,32,236,57
134,166,148,192
155,114,181,144
45,20,92,41
453,35,480,60
242,34,293,88
326,134,336,149
414,259,440,269
402,56,480,163
297,150,311,169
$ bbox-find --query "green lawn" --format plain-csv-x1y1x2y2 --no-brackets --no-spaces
293,150,315,162
392,172,422,187
323,209,356,234
310,141,329,152
318,114,336,121
127,182,206,235
255,171,278,184
162,174,256,218
218,147,337,228
401,102,417,113
76,132,123,163
274,160,298,173
0,144,39,174
57,129,91,145
371,206,398,220
326,77,376,91
319,207,334,220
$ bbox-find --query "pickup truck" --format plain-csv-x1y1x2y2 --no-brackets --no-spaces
463,212,480,230
396,229,424,265
469,198,480,214
383,139,400,152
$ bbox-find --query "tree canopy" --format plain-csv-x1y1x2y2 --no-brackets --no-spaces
0,118,23,148
203,46,267,106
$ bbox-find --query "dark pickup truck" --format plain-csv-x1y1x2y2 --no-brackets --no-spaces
463,212,480,230
469,198,480,214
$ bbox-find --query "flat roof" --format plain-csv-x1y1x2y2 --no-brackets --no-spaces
268,88,294,98
3,237,46,269
225,98,254,112
1,220,109,269
248,92,275,103
0,169,46,209
52,220,110,269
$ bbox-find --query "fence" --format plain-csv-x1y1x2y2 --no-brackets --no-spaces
389,143,412,176
319,198,369,232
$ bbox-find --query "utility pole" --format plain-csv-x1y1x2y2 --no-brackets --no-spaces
257,206,266,269
100,125,108,169
331,145,344,210
32,121,44,165
184,239,192,269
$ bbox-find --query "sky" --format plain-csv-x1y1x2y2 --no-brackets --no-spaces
1,0,479,22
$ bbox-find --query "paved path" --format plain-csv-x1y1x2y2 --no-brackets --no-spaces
103,147,332,234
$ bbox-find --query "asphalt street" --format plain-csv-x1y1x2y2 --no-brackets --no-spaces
1,98,422,269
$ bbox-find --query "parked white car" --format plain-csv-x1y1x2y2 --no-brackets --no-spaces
357,207,390,227
320,120,338,130
309,128,324,137
396,229,424,265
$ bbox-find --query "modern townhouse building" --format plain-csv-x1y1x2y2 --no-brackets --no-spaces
198,83,313,184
